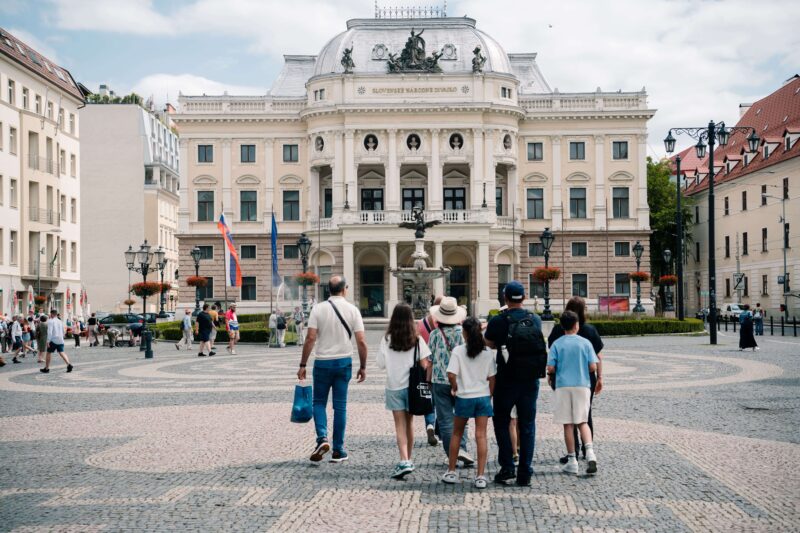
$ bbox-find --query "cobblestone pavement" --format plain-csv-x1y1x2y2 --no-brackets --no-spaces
1,333,798,532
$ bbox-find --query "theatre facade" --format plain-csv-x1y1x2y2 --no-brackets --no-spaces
173,15,655,317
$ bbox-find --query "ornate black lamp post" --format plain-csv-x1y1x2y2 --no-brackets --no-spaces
662,249,674,312
664,124,759,344
156,247,168,318
540,227,555,321
297,233,312,319
124,240,161,359
190,246,202,313
664,135,686,320
632,240,645,313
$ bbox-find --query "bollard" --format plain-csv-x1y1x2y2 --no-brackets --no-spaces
733,317,737,333
724,316,728,332
780,316,784,336
770,316,774,335
794,317,797,337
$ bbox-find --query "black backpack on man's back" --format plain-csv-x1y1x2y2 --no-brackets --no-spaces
503,311,548,379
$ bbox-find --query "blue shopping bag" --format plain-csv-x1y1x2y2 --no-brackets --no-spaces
290,382,313,423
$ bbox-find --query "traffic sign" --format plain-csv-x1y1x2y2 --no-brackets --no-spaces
733,273,744,289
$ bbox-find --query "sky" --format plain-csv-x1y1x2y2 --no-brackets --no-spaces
2,0,799,156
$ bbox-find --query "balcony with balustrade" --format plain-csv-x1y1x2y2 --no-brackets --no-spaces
27,207,60,227
309,208,519,232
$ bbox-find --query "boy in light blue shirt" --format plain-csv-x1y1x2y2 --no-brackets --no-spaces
547,310,599,476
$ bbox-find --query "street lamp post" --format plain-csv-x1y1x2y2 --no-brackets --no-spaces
672,154,685,320
664,124,760,344
190,246,202,313
762,187,790,320
124,240,165,359
156,247,168,318
663,249,674,312
297,233,312,319
633,241,645,313
540,227,555,321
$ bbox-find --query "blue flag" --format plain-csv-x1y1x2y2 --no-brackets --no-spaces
271,211,280,287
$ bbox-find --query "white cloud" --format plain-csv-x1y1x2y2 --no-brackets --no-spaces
48,0,172,35
7,27,60,62
130,73,266,104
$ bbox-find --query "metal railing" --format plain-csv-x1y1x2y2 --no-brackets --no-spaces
713,314,798,337
27,154,57,174
27,207,59,225
28,261,58,278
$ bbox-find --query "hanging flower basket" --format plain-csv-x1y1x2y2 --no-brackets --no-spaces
629,271,650,282
533,267,561,282
123,298,137,307
659,274,678,286
294,272,321,286
131,281,161,297
34,295,47,305
186,276,208,288
159,282,173,293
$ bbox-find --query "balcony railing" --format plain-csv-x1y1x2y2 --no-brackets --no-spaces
28,207,59,225
27,260,58,278
27,154,56,174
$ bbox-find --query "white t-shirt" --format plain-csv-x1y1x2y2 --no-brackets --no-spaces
307,296,365,359
446,345,497,399
47,318,66,345
376,335,431,390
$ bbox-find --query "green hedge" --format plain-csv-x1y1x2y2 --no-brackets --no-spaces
590,318,704,336
154,326,298,344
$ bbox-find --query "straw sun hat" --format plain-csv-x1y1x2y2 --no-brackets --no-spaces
430,296,467,325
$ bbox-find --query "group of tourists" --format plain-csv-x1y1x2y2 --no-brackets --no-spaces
297,275,604,487
176,302,240,357
0,310,74,373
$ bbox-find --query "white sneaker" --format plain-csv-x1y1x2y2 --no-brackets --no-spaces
585,448,597,475
562,457,579,475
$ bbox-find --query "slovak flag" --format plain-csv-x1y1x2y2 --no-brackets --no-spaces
66,287,71,311
217,214,242,287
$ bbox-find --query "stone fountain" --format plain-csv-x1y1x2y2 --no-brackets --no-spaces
390,206,451,318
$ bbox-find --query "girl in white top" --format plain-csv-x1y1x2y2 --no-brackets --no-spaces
376,303,430,480
443,317,496,489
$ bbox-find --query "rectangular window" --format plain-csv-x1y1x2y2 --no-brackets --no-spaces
70,154,76,177
570,188,586,218
240,245,256,259
528,274,545,298
528,242,544,257
495,187,503,216
497,264,511,302
58,108,64,130
47,101,53,119
240,144,256,163
762,274,768,295
22,87,29,109
569,141,585,160
725,278,731,297
526,188,544,219
571,242,587,256
612,187,629,218
197,191,214,221
612,141,628,160
197,144,213,163
742,190,747,211
282,144,299,162
35,94,41,114
743,275,749,297
724,196,729,215
283,190,300,220
240,190,257,221
443,188,466,210
241,276,257,301
60,195,66,221
615,273,630,295
361,188,384,211
69,113,75,134
10,179,17,208
724,235,730,258
59,149,65,175
784,177,789,200
70,242,77,272
60,241,66,271
197,278,214,301
742,232,748,255
785,223,790,249
614,242,630,256
762,228,768,252
10,230,17,265
527,142,543,161
284,245,299,259
761,185,767,206
70,198,76,223
9,127,16,154
402,188,424,211
572,274,588,297
324,188,333,218
695,242,700,262
7,79,14,105
695,206,700,224
197,246,213,260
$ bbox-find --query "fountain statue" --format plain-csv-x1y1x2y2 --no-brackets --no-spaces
391,206,451,318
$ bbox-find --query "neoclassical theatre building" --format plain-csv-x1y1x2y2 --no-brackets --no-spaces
174,14,654,317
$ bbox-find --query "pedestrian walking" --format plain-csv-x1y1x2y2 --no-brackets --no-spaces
208,304,219,351
293,306,305,345
377,303,431,479
297,276,368,463
87,313,99,346
225,304,239,354
418,295,442,446
36,314,48,363
739,309,759,351
11,316,24,364
268,312,277,347
547,310,599,475
441,317,497,489
41,309,73,374
753,303,765,336
175,309,193,350
484,280,546,487
22,318,34,356
276,309,287,347
548,296,604,463
427,297,473,465
194,304,215,357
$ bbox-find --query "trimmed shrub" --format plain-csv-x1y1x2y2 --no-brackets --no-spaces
590,318,704,336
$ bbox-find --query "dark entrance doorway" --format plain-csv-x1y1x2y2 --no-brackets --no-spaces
360,266,385,317
448,266,471,314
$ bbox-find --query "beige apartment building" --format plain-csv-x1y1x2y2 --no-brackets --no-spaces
678,75,799,318
174,14,654,317
0,28,87,316
80,91,180,314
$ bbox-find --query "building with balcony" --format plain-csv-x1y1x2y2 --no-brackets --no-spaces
676,75,799,318
80,93,180,313
0,28,88,316
174,14,655,317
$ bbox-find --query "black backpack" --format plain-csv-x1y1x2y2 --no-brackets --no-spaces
276,315,286,329
503,311,548,379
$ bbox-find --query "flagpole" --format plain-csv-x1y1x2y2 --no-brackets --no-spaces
222,205,229,311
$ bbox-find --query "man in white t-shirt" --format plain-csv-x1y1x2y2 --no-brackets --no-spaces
297,275,368,464
42,309,73,374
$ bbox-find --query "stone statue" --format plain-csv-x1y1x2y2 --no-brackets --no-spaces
399,205,440,239
341,47,355,74
472,46,486,73
387,29,442,73
387,52,401,72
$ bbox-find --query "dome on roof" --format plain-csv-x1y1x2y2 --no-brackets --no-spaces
313,17,512,77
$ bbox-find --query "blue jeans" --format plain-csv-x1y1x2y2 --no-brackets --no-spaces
433,383,468,456
493,379,540,480
754,318,764,335
312,357,352,452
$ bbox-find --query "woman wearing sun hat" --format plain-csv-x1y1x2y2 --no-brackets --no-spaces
427,296,474,466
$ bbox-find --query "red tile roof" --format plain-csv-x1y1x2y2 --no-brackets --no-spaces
675,75,800,196
0,27,87,101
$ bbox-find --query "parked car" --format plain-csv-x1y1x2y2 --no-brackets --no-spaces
143,312,158,324
695,308,709,321
99,313,145,346
721,303,744,321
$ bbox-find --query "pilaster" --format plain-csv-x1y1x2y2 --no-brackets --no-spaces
263,138,274,215
433,240,444,296
551,136,563,229
344,131,356,213
429,129,442,210
343,241,355,304
333,132,344,213
177,138,190,233
221,138,232,217
594,134,606,229
388,240,399,315
636,133,649,229
471,129,484,209
387,129,400,211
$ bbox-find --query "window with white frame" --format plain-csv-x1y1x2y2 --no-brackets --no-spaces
569,141,585,160
612,141,628,160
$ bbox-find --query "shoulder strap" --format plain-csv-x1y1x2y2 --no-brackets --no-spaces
328,300,352,339
440,325,453,353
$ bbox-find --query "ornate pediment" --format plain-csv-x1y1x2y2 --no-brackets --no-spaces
523,172,548,183
565,172,590,183
278,175,303,185
609,171,634,182
235,175,261,185
193,174,217,185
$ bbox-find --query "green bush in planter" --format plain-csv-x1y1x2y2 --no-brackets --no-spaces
590,318,703,336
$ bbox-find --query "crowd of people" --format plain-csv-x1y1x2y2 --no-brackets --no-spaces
0,310,74,373
298,275,604,487
175,302,241,357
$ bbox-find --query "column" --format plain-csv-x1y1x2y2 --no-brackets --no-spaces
333,132,344,213
221,138,233,217
507,165,519,219
388,240,399,315
387,129,400,211
477,241,494,315
432,240,444,296
485,130,496,213
429,129,442,211
471,129,484,209
308,167,320,223
343,241,355,304
636,133,649,229
177,139,190,234
551,136,563,229
263,138,274,217
344,131,356,211
594,134,606,229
